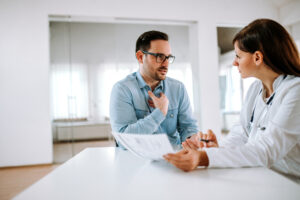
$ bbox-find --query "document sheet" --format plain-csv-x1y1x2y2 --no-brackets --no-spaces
112,132,176,160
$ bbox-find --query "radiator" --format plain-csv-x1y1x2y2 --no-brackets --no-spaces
53,122,112,141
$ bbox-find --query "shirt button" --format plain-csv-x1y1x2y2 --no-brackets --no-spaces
170,114,174,118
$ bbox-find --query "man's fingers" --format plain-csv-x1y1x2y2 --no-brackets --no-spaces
186,139,199,150
182,142,193,151
148,99,155,107
148,91,157,100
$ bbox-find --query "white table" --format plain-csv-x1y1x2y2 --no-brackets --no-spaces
14,147,300,200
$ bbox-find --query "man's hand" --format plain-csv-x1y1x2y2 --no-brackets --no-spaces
185,129,219,149
184,133,200,150
164,142,209,172
148,91,169,116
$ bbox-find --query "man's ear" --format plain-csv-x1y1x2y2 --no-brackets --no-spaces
254,51,263,66
136,50,144,64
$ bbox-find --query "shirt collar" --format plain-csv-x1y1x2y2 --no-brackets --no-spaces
136,71,164,90
136,71,147,89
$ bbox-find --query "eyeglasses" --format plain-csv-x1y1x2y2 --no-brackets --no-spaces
142,50,175,64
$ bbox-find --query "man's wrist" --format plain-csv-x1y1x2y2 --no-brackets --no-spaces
158,108,167,116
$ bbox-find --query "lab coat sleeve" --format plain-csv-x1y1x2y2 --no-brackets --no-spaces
219,123,248,148
206,123,300,168
206,82,300,168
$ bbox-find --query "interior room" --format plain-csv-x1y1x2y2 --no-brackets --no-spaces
1,0,300,199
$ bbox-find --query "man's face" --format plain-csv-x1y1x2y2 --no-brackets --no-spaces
140,40,171,82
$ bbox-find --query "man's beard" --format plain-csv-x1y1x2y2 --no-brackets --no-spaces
154,66,168,81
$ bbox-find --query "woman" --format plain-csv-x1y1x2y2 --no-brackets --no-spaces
164,19,300,178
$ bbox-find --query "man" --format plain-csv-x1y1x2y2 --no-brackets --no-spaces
109,30,198,147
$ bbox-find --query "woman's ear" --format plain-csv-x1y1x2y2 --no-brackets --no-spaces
254,51,263,66
136,50,144,64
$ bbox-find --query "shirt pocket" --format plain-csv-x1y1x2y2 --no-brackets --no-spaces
162,108,179,133
135,108,150,120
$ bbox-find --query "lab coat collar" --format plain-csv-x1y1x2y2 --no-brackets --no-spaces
259,74,286,95
272,74,286,91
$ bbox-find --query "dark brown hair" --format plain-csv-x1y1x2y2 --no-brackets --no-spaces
233,19,300,76
135,30,168,53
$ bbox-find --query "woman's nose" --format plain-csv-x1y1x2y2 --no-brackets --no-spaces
232,59,238,66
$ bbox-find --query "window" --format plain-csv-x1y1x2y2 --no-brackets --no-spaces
51,63,89,120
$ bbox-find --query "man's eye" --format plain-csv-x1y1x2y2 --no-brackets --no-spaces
158,54,165,60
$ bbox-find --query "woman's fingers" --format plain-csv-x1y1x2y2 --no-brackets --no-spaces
207,141,217,148
199,141,205,148
207,129,215,140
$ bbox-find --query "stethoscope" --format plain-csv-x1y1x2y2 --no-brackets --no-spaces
247,75,287,136
247,89,274,134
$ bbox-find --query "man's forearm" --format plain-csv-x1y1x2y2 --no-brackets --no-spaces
112,109,165,134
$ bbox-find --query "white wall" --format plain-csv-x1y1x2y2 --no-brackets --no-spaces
279,0,300,61
279,0,300,26
0,0,279,167
291,22,300,40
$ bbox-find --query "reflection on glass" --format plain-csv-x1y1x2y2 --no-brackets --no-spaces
50,20,194,163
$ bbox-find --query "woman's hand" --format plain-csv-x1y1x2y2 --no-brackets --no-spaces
164,142,209,172
185,129,219,150
198,129,219,148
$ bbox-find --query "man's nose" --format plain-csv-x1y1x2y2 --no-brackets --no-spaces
162,58,169,66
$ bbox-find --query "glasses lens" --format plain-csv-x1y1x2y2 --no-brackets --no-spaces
156,54,166,63
168,56,175,64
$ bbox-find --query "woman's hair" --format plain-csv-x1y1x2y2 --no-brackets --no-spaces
233,19,300,76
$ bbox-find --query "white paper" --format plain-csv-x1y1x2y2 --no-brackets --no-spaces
112,132,176,160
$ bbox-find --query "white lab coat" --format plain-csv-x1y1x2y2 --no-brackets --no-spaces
205,75,300,177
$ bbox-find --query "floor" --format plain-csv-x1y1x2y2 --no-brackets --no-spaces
0,140,115,200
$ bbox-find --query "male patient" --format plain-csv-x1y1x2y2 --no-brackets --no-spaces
109,30,198,147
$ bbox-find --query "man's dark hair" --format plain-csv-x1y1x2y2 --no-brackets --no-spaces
135,30,169,53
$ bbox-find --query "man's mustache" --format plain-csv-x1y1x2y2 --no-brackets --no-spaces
158,67,168,71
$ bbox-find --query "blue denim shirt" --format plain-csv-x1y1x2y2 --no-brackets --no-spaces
109,71,198,146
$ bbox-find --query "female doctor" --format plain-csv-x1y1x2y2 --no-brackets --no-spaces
164,18,300,178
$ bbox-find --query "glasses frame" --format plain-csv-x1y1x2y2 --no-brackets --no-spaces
142,50,175,64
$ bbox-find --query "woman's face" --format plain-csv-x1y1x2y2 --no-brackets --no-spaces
233,42,258,79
